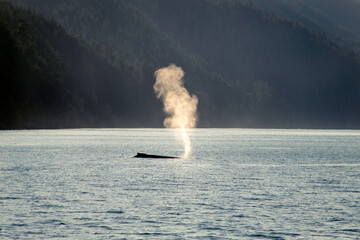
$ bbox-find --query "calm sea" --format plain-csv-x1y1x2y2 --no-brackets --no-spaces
0,128,359,239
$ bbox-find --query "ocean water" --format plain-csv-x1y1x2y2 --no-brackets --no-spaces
0,128,359,239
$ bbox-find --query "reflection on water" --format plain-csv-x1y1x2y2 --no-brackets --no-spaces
0,128,359,239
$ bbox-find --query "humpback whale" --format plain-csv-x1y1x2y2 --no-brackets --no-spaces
134,153,179,159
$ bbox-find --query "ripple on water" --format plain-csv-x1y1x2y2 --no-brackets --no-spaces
0,196,22,200
136,232,178,237
269,231,301,237
106,210,124,214
23,231,45,235
10,223,28,227
246,234,286,240
1,167,32,172
341,228,360,233
37,219,66,225
232,214,248,218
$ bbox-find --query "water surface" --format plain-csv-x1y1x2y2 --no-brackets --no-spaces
0,129,359,239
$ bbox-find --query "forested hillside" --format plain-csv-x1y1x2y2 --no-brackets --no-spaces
248,0,360,52
2,0,360,129
0,2,163,129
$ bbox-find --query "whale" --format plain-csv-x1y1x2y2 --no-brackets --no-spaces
134,153,179,159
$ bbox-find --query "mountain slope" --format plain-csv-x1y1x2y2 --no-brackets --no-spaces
137,0,360,127
248,0,360,52
0,2,163,129
3,0,360,128
300,0,360,37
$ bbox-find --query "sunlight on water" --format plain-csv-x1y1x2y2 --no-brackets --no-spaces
0,128,359,239
231,128,360,136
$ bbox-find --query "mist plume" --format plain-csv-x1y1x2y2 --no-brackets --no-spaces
154,64,198,158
